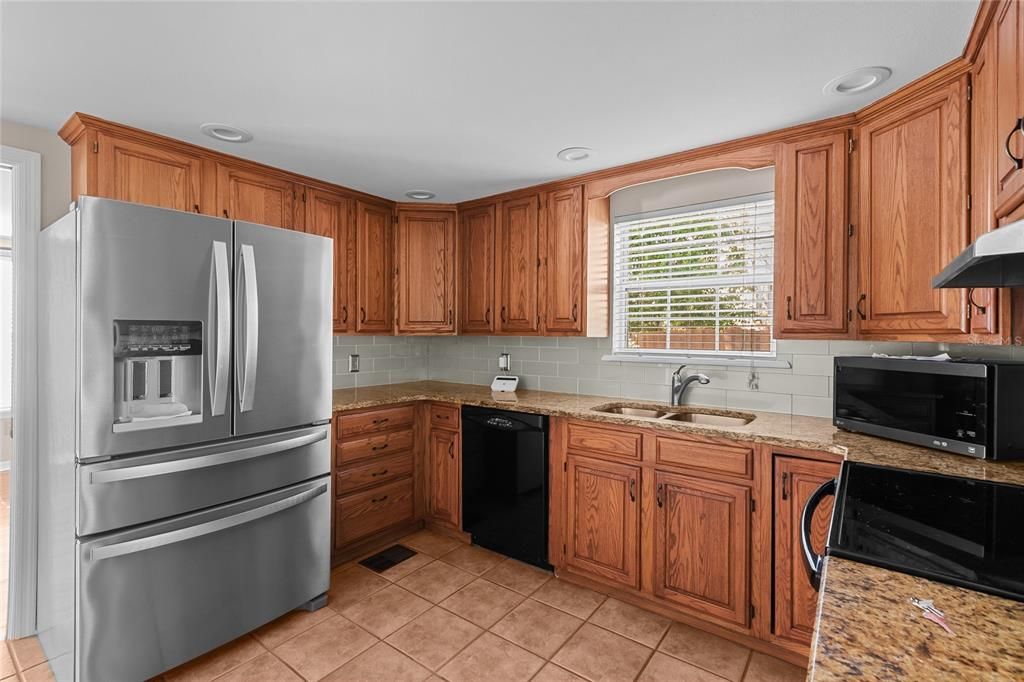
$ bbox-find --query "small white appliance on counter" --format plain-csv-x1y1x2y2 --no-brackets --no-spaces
37,198,334,681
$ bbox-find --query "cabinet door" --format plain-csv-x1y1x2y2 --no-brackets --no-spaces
970,36,1003,336
396,209,456,334
542,185,585,334
217,164,295,229
776,131,849,336
565,455,640,589
653,470,750,627
459,204,496,334
96,132,203,213
306,188,354,333
355,201,394,334
994,0,1024,213
496,195,541,333
773,456,840,645
428,429,459,527
857,76,969,336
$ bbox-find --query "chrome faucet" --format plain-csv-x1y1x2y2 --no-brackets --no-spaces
671,365,710,406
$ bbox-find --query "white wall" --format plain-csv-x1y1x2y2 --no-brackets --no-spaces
0,120,70,227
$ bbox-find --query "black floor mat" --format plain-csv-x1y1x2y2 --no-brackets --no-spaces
358,544,417,573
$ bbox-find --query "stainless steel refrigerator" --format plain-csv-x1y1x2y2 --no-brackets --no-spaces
37,197,333,681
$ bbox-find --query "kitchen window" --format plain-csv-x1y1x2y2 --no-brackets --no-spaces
612,191,775,359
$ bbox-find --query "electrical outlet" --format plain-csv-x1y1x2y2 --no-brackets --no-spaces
348,354,360,373
498,352,511,372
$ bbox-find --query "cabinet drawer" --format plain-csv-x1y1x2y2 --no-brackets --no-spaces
339,405,415,438
566,421,642,461
429,403,460,430
334,478,414,547
654,434,753,479
337,428,414,466
336,452,414,496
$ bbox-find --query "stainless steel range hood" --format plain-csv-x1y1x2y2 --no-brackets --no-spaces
933,218,1024,288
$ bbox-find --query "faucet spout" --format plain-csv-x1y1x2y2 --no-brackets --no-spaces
671,365,711,406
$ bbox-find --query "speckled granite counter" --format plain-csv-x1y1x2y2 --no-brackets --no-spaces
808,558,1024,680
333,380,1024,486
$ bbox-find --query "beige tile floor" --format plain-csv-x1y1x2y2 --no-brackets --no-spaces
156,530,806,682
3,529,806,682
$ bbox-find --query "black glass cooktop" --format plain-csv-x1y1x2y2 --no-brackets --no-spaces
829,462,1024,602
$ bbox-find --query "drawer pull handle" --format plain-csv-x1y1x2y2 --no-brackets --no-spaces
372,418,389,425
193,204,200,214
371,495,389,504
629,478,636,502
371,469,389,477
371,443,389,452
855,294,866,320
1004,117,1024,170
656,483,664,508
485,308,491,325
968,288,987,316
500,306,507,323
781,472,790,500
360,307,366,323
786,295,793,320
341,306,348,323
571,303,578,322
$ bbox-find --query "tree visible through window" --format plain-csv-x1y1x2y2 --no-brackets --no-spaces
612,192,775,357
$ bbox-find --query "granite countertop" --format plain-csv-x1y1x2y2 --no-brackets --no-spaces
808,558,1024,680
332,380,1024,486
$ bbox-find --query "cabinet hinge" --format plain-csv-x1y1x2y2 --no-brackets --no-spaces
750,498,756,512
563,462,567,472
848,138,855,154
750,605,756,620
563,543,567,555
848,224,854,237
847,309,853,322
302,191,307,203
967,84,972,102
92,141,99,153
967,194,972,211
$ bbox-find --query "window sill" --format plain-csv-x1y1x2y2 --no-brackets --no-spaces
602,354,792,369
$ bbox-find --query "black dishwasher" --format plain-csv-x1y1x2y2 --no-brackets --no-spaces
461,406,550,570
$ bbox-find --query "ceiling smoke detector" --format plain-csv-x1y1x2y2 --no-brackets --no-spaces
823,66,892,95
556,147,593,162
404,190,436,200
200,123,253,143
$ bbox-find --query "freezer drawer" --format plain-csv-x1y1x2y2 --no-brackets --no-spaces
79,426,330,535
78,477,330,682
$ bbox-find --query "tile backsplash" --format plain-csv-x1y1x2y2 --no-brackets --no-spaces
334,335,1023,418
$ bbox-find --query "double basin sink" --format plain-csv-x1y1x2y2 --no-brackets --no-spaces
592,403,755,427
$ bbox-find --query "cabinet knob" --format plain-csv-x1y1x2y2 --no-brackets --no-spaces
1004,117,1024,171
193,204,200,214
222,209,229,219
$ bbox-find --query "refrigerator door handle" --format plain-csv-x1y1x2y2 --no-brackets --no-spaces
88,428,327,484
90,481,328,562
208,241,231,416
236,243,259,412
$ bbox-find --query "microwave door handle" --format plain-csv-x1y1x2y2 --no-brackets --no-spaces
801,477,837,591
208,241,230,416
89,482,327,561
235,244,259,413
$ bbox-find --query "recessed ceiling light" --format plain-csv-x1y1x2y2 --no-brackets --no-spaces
557,147,593,162
404,190,436,200
823,67,892,96
200,123,253,143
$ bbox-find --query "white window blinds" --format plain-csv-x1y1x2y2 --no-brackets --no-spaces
612,192,775,357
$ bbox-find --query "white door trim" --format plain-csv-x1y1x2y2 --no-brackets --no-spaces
2,144,41,637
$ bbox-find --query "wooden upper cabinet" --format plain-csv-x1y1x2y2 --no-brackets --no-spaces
428,428,459,527
773,456,840,646
652,470,750,627
96,132,204,213
459,204,496,334
496,195,541,333
565,455,640,589
306,188,353,333
541,185,585,334
994,0,1024,214
970,35,1003,336
396,209,456,334
217,164,296,229
857,76,969,337
355,200,394,334
775,131,849,336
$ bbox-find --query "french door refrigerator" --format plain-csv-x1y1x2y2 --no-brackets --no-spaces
37,197,333,682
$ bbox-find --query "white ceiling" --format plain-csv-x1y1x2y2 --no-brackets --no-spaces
1,1,979,203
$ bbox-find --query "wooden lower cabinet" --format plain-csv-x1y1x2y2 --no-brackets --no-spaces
565,454,640,589
427,426,460,528
652,470,751,627
773,455,840,646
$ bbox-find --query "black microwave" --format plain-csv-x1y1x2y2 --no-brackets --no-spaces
833,356,1024,460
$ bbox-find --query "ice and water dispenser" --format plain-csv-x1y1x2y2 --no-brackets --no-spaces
113,320,204,432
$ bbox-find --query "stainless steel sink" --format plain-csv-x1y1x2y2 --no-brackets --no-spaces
659,412,754,426
592,403,755,426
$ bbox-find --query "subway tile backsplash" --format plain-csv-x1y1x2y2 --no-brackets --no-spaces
333,335,1024,418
